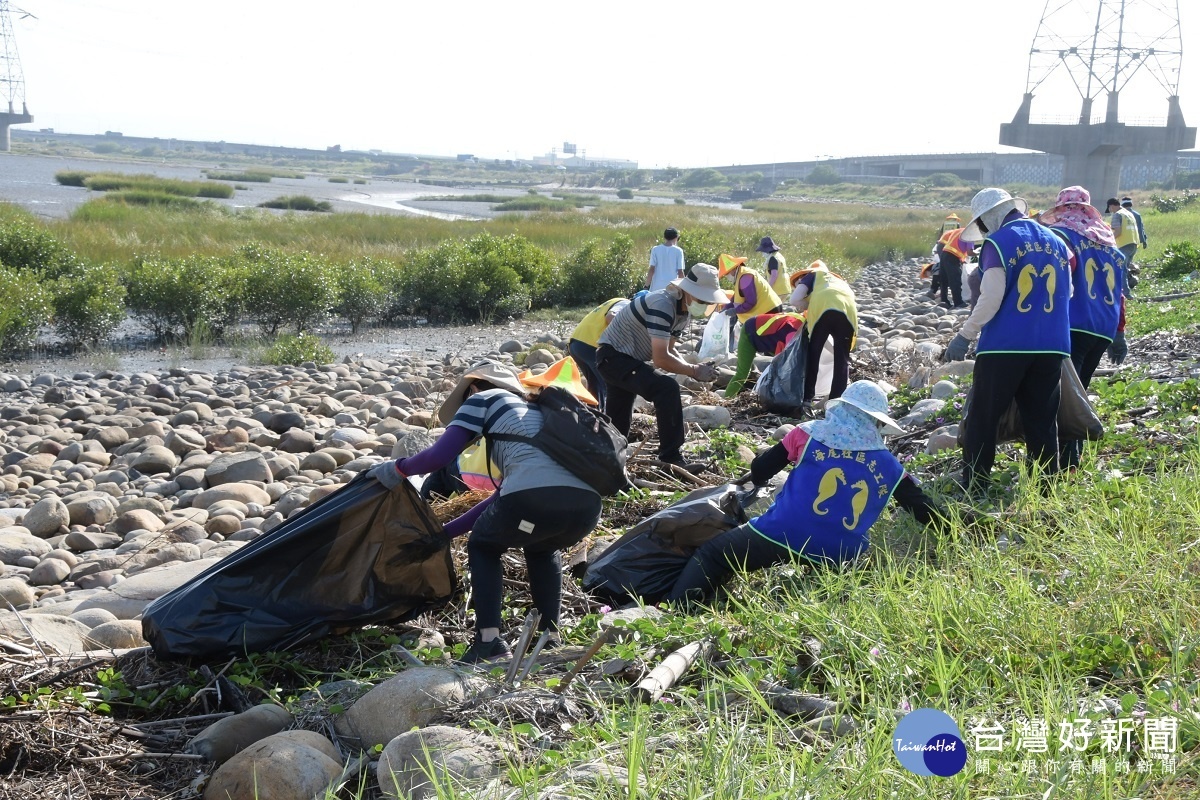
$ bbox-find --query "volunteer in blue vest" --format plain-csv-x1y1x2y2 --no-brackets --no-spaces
597,264,728,474
368,360,602,664
568,296,629,412
1040,186,1126,469
666,380,945,603
789,261,859,409
943,188,1072,493
756,236,791,298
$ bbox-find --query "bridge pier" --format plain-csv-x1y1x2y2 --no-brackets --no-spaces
0,106,34,152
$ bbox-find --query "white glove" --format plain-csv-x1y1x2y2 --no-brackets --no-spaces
368,460,405,491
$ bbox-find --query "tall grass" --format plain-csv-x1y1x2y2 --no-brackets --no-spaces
55,171,234,199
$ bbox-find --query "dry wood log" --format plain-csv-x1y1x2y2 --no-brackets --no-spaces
554,628,612,695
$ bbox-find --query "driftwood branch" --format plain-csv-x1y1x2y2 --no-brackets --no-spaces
632,640,713,703
554,628,611,695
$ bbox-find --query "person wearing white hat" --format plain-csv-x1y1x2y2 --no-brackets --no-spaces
368,359,603,664
943,187,1072,493
665,381,946,603
596,263,729,473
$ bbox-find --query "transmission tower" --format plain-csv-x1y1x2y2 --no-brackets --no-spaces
1001,0,1194,201
0,0,33,151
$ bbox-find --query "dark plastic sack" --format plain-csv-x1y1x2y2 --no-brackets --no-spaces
489,386,629,496
755,329,809,415
956,358,1104,447
582,483,755,604
142,474,457,660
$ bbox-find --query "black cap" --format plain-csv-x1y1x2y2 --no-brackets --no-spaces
664,227,679,240
1106,197,1121,208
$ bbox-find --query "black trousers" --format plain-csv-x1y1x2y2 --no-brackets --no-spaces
805,311,854,402
568,339,606,411
666,522,793,604
939,252,964,306
963,352,1062,490
595,344,685,462
468,486,601,632
1059,331,1110,469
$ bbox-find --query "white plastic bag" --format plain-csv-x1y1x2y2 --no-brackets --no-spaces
698,313,733,360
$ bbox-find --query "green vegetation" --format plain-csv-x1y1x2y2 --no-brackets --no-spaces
257,195,334,212
99,190,208,210
328,176,349,183
0,265,52,353
1149,190,1199,214
205,170,274,182
261,332,336,365
617,187,635,199
54,170,234,199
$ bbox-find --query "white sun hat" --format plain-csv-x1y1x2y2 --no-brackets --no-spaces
959,187,1029,243
825,380,905,436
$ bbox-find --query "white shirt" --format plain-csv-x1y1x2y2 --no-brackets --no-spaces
648,243,685,292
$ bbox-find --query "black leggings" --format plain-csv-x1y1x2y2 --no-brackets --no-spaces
963,352,1062,490
666,523,794,604
1059,331,1110,469
467,486,601,631
939,251,964,306
805,311,854,402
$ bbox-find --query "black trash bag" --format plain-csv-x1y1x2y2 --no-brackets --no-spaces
142,474,457,660
755,329,809,415
582,483,758,605
956,358,1104,447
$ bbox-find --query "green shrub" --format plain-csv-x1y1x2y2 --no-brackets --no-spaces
101,190,206,210
55,171,90,187
195,183,235,199
463,233,556,306
1152,241,1200,279
806,164,842,185
240,244,338,334
328,176,349,184
51,263,126,347
334,258,396,333
258,195,333,212
678,168,727,188
924,172,966,187
79,173,234,198
0,219,80,279
206,171,272,182
555,234,639,305
124,254,245,339
396,237,531,323
0,265,52,353
674,197,686,205
617,188,634,200
92,142,120,154
678,227,731,270
493,196,574,212
353,178,367,185
261,333,335,366
1149,190,1199,214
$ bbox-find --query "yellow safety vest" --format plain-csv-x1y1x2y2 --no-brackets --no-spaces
805,267,859,349
765,252,790,297
571,297,626,347
1112,208,1138,249
731,268,782,323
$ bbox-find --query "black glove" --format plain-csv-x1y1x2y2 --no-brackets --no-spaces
1107,332,1128,365
942,334,970,363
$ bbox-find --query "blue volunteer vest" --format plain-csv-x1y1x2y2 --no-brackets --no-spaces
976,219,1072,356
1054,227,1123,342
749,439,905,564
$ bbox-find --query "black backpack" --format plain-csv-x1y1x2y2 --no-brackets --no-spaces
487,386,630,496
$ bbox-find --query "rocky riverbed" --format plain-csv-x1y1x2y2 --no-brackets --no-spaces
0,259,1192,799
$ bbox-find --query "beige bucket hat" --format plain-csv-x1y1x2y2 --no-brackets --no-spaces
437,360,525,425
671,263,730,305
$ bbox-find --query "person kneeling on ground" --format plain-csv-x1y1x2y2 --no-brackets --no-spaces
596,263,728,474
724,311,806,397
666,381,945,604
368,360,602,664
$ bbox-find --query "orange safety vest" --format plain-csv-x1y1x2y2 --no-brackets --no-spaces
938,228,974,261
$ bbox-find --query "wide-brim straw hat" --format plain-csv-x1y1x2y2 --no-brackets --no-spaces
825,380,905,436
960,187,1028,243
437,360,525,425
671,263,730,305
518,356,598,406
